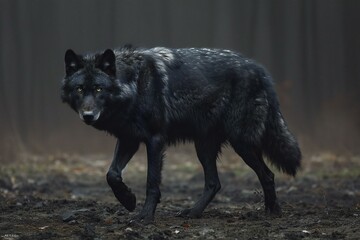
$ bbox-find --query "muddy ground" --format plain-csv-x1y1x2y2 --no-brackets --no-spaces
0,145,359,239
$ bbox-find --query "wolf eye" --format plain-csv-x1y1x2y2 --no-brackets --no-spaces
95,87,102,93
76,86,84,93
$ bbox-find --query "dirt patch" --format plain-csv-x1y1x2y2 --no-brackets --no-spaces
1,146,359,239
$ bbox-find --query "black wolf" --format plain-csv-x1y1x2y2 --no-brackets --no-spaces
61,45,301,223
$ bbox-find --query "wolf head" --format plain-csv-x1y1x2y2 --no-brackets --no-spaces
61,49,138,125
61,49,116,124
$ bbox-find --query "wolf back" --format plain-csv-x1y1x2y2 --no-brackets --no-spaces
61,45,301,222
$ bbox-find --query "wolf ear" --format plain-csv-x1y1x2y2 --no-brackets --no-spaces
96,49,116,77
65,49,82,76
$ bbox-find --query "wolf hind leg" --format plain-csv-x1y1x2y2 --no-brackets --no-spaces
178,138,222,218
230,140,281,215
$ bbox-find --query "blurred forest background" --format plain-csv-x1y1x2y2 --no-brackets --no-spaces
1,0,359,161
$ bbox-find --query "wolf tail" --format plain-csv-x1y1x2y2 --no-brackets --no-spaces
262,102,301,176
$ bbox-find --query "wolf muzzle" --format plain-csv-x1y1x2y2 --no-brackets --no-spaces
79,110,100,124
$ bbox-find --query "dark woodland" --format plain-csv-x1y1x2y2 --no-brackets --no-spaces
0,1,359,239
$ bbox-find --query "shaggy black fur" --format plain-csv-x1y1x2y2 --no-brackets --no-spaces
61,46,301,223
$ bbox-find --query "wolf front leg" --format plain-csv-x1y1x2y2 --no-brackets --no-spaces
132,135,164,224
107,139,139,211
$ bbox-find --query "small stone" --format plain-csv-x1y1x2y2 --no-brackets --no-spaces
68,220,77,225
62,211,76,222
125,227,133,232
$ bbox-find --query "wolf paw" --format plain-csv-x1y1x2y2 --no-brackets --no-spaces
129,212,154,225
265,202,282,217
114,182,136,212
107,173,137,211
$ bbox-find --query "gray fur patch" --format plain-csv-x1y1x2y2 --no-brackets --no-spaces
143,47,172,83
118,81,137,99
150,47,174,63
142,47,174,121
